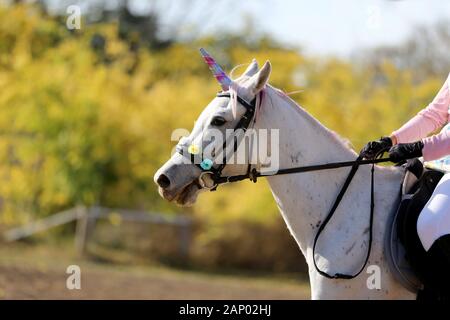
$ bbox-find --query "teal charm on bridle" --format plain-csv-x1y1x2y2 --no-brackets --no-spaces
200,158,213,170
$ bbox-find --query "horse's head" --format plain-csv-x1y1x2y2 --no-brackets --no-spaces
154,49,271,206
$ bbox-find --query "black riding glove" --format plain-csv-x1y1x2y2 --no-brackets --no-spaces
388,141,424,163
360,136,393,159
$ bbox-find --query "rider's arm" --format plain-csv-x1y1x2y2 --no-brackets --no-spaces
421,129,450,161
390,74,450,146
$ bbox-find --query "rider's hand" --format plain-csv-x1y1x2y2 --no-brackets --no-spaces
360,136,393,159
388,141,424,163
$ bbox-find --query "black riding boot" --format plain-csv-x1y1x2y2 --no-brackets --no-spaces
417,234,450,301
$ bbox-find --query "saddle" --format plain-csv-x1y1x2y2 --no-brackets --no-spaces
386,158,448,297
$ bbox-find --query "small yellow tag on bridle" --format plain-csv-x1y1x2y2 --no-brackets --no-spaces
188,144,200,155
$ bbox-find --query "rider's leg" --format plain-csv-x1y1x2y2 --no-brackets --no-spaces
417,173,450,252
419,234,450,300
416,173,450,298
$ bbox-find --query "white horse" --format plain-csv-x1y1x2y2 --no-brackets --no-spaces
154,55,416,299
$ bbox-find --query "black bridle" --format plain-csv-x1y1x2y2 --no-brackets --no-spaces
176,91,258,189
177,91,393,280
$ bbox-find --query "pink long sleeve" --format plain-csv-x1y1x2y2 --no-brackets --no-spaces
422,129,450,161
392,73,450,161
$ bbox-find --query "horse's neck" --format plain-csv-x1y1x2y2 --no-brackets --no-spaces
253,88,411,299
255,87,402,263
256,89,352,250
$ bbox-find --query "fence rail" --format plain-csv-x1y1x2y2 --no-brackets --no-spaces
3,206,192,257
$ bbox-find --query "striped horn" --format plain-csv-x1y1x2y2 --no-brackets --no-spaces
199,48,232,91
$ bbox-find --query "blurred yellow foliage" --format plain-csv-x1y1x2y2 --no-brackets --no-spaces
0,5,444,239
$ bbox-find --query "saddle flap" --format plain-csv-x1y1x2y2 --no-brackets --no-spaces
386,159,447,294
388,167,445,294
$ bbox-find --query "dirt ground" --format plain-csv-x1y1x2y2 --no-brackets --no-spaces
0,243,310,300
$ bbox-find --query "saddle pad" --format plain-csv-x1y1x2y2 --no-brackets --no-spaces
424,124,450,173
385,193,423,293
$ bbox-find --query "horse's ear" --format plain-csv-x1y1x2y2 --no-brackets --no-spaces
248,60,271,94
242,59,258,77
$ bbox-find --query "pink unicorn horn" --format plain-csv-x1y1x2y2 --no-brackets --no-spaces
199,48,232,91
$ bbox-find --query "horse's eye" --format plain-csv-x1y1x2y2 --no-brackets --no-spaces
210,116,226,127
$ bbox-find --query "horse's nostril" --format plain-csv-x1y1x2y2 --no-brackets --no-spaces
156,174,171,189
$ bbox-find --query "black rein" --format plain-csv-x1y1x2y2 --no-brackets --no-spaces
217,155,392,280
